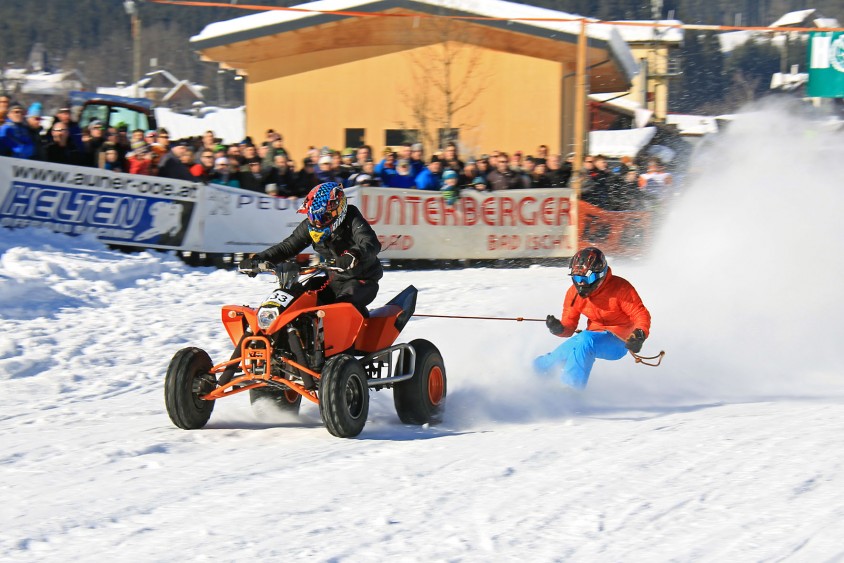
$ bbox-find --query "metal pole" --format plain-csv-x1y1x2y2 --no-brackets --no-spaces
132,11,142,97
571,18,588,198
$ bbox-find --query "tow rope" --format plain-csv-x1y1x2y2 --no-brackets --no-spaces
412,314,544,322
413,313,665,366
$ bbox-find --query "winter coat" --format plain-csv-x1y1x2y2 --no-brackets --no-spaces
384,173,416,189
415,168,442,191
128,155,151,175
581,168,614,208
254,204,382,284
0,120,37,159
210,170,240,188
485,168,526,191
559,267,650,342
45,139,85,166
157,153,196,182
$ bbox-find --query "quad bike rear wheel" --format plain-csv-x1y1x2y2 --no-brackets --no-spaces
250,386,302,418
394,339,446,425
319,354,369,438
165,347,216,429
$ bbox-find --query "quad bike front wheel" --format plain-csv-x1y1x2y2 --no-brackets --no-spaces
250,386,302,419
319,354,369,438
394,339,447,425
165,347,216,429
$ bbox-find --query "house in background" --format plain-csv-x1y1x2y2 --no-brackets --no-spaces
0,43,88,113
98,69,207,112
190,0,651,159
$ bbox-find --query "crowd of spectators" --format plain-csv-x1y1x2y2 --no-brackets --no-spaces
0,95,672,213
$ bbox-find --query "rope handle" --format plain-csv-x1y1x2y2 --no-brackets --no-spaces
630,350,665,366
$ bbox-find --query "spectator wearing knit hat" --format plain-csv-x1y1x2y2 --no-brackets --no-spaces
415,156,443,191
210,156,238,187
384,158,416,188
83,119,108,168
25,103,46,161
315,153,343,185
127,140,152,175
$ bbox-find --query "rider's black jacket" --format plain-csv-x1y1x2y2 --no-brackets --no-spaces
254,205,382,283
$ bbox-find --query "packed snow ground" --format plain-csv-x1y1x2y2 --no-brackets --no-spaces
2,101,844,561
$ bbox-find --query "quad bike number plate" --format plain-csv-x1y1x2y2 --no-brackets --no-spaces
263,289,294,309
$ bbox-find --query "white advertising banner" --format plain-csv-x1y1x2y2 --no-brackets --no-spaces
358,187,578,259
0,156,202,250
196,183,305,254
0,156,579,260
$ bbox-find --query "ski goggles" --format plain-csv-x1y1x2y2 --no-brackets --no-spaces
307,207,339,229
571,270,601,285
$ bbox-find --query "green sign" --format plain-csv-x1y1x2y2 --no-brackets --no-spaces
808,32,844,98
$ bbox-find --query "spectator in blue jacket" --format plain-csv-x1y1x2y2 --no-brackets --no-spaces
415,157,443,191
0,103,37,159
375,149,398,183
409,142,426,177
384,158,416,188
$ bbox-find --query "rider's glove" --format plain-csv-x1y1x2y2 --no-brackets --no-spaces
625,328,647,353
335,250,359,271
238,256,260,277
545,315,564,336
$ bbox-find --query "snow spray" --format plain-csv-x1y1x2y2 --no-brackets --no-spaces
622,97,844,402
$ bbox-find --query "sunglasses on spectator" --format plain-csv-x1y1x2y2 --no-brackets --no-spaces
53,128,67,132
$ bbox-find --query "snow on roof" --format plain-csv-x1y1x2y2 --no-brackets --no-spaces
814,17,841,28
154,106,245,145
588,127,656,158
665,114,719,136
769,9,817,28
717,30,753,53
161,80,206,103
191,0,680,47
613,20,683,43
589,92,642,113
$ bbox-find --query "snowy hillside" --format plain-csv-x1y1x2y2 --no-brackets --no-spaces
2,100,844,561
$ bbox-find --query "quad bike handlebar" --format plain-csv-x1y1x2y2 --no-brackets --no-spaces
238,259,345,290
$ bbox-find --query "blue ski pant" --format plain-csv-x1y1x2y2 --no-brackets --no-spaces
533,330,628,389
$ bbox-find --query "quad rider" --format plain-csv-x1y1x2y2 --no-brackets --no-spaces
534,246,651,389
239,182,382,316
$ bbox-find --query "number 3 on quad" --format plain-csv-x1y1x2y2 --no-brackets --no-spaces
164,261,447,438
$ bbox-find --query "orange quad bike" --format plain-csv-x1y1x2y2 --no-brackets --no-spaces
164,260,447,438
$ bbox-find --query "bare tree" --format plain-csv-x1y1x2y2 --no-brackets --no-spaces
399,18,490,153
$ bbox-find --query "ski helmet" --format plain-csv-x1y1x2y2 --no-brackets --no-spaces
300,182,347,243
569,246,608,297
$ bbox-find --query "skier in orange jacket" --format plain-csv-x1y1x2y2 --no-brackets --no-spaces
534,246,651,389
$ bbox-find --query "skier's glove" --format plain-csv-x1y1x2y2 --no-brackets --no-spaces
335,250,359,271
625,328,647,353
545,315,564,336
